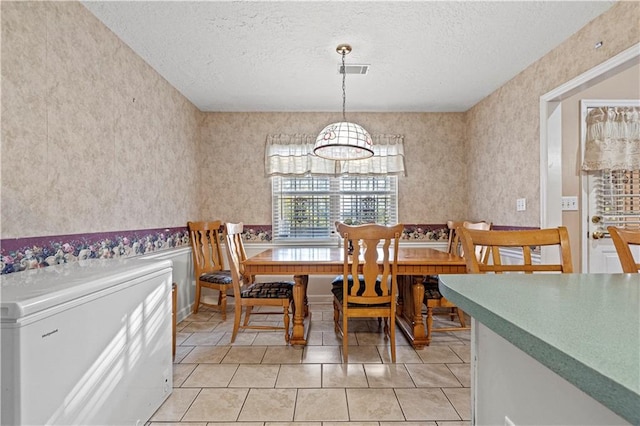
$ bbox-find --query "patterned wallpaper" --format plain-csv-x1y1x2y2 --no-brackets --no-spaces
1,1,201,240
198,112,468,225
466,1,640,227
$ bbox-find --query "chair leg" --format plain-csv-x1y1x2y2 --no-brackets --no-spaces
283,304,290,342
456,308,467,328
219,289,227,321
333,299,340,333
383,317,389,340
243,306,253,326
193,283,201,314
426,307,434,345
342,312,348,363
390,314,396,363
449,307,456,321
231,303,242,343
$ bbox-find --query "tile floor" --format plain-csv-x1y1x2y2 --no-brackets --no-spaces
148,302,471,426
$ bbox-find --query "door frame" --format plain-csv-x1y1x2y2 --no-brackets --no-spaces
539,43,639,270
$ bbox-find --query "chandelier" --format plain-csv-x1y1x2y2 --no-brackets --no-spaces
313,44,373,161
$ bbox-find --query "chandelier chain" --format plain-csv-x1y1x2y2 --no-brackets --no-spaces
341,50,347,121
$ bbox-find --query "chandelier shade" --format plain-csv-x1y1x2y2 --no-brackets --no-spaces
313,43,373,161
314,121,373,160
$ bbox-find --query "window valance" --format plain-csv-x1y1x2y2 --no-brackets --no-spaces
582,106,640,171
265,133,406,176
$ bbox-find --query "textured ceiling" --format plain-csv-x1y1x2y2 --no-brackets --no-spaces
82,1,615,112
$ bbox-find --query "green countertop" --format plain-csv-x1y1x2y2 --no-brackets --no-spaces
439,273,640,425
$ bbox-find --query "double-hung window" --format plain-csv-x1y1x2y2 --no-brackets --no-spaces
272,175,398,241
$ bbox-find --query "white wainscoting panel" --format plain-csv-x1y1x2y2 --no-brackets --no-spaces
141,246,194,322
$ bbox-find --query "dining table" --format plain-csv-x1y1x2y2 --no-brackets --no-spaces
242,246,466,348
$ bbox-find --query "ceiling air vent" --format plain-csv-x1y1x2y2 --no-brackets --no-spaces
338,64,370,75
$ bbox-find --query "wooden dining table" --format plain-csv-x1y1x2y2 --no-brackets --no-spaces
242,246,466,348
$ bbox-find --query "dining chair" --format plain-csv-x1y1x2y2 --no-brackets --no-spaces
608,226,640,273
187,220,233,317
332,221,404,362
423,220,492,343
225,222,294,343
458,226,573,274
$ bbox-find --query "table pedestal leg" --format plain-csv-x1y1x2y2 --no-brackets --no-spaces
302,275,309,317
425,306,433,346
290,274,308,345
411,275,427,346
395,275,429,349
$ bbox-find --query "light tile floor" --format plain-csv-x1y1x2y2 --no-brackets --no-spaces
148,303,471,425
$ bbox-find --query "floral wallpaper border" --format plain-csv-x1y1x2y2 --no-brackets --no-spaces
239,223,452,243
1,227,189,275
0,223,537,275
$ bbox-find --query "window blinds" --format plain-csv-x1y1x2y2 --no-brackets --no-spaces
597,169,640,230
272,176,398,241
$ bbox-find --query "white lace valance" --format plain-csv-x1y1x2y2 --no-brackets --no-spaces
582,106,640,171
265,133,406,176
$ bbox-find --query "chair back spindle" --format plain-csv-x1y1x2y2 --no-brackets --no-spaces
189,220,225,275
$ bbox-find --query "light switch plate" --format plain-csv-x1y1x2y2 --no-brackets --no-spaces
561,196,578,211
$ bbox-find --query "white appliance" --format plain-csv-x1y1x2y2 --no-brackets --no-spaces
1,257,173,426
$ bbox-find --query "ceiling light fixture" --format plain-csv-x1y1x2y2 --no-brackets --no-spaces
313,44,373,161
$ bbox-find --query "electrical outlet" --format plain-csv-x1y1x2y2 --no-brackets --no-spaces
561,196,578,211
516,198,526,211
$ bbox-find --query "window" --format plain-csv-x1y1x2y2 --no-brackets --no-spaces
580,103,640,233
597,169,640,230
272,175,398,241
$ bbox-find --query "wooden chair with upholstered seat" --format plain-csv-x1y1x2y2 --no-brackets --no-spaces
423,220,491,343
188,220,233,317
332,222,404,362
225,222,294,343
608,226,640,273
458,226,573,274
